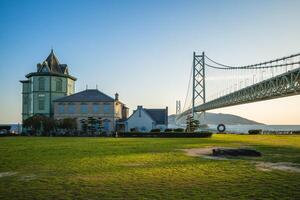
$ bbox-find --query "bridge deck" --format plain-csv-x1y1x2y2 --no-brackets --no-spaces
179,67,300,118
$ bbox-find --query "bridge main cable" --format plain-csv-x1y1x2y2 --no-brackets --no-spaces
205,53,300,70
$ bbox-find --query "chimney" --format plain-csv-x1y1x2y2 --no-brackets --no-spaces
137,105,143,110
115,93,119,101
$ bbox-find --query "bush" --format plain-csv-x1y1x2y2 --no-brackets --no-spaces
248,129,262,135
117,131,213,138
173,128,184,132
164,129,173,132
130,128,138,132
150,129,161,133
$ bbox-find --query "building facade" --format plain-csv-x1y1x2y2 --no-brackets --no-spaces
125,106,168,132
20,50,76,121
53,89,128,133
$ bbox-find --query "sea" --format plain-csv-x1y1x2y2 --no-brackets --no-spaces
169,124,300,134
206,124,300,134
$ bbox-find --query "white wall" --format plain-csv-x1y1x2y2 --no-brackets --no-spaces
156,124,167,131
126,108,154,132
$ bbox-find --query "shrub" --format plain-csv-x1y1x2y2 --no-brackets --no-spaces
173,128,184,132
130,128,138,132
164,129,173,132
117,131,213,138
248,129,262,135
195,131,213,137
150,129,161,133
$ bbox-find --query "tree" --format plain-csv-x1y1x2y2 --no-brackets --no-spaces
186,115,200,132
23,115,56,136
56,118,77,136
62,118,77,131
80,117,104,136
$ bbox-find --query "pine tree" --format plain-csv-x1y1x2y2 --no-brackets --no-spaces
186,115,200,132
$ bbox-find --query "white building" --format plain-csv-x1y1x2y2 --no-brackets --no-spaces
125,106,168,132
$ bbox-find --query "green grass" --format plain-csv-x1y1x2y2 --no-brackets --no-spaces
0,135,300,199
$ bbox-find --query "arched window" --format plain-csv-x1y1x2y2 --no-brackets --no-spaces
38,77,45,91
56,78,62,92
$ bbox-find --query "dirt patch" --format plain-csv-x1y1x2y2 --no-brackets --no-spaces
256,162,300,173
181,147,232,157
181,147,231,160
182,147,300,173
0,172,18,178
20,174,37,181
182,147,218,157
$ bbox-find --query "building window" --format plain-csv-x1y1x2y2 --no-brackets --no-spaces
58,105,64,114
103,104,111,113
68,104,76,114
103,120,110,131
93,104,100,113
38,77,45,91
56,79,62,92
41,66,48,72
38,97,45,110
80,104,88,114
24,95,28,105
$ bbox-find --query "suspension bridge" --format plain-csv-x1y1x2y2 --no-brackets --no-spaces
176,51,300,124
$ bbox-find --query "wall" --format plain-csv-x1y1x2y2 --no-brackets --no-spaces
54,101,115,132
21,81,31,120
21,75,76,121
126,108,154,132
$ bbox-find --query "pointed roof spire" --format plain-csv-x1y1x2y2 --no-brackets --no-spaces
35,49,72,76
45,49,61,73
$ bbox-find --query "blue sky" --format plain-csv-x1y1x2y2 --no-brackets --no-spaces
1,0,300,124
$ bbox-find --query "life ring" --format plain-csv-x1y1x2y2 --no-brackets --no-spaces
217,124,226,133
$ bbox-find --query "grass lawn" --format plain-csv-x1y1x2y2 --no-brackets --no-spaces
0,135,300,200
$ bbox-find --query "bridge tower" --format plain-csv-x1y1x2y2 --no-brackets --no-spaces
192,52,206,118
176,100,181,115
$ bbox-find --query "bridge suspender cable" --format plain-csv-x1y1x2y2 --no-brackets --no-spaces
205,53,300,70
182,64,193,112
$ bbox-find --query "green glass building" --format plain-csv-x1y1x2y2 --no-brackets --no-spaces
20,50,77,122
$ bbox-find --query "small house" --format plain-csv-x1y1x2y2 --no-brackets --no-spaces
125,106,168,132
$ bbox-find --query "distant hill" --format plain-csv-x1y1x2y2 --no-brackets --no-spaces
169,112,263,125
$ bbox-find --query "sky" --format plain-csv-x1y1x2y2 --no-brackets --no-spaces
0,0,300,124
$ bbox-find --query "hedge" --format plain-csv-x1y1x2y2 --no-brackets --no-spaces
248,129,262,135
116,131,213,138
150,129,161,133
